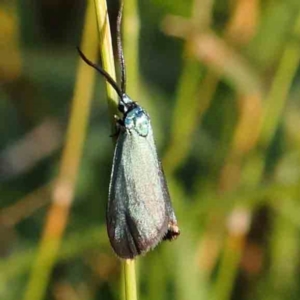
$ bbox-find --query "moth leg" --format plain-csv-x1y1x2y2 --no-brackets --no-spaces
110,115,125,137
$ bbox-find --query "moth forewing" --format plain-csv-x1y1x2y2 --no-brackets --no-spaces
107,129,170,259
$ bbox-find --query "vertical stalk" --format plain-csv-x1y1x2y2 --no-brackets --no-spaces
260,12,300,148
124,259,138,300
93,0,119,125
22,1,98,300
93,1,137,300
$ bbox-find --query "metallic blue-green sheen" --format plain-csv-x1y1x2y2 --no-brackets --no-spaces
107,108,178,259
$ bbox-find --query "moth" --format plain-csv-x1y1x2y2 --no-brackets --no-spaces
78,4,179,259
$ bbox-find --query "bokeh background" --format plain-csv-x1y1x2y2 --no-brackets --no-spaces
1,0,300,299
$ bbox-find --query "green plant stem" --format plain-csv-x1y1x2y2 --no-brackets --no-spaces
163,56,204,174
93,0,119,124
260,12,300,147
123,260,138,300
92,1,137,300
264,11,300,300
211,237,244,300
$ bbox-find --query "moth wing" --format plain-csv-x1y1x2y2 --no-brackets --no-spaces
157,162,180,240
147,130,180,239
107,131,169,259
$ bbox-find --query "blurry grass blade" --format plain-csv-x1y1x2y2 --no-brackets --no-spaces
248,1,300,69
0,183,51,227
163,1,215,174
0,118,62,180
226,0,260,44
260,13,300,147
189,32,262,95
163,16,262,95
123,0,140,99
0,3,22,81
0,227,107,284
163,57,204,173
231,94,262,156
22,2,98,300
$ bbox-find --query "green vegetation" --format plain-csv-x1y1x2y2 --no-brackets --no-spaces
1,0,300,300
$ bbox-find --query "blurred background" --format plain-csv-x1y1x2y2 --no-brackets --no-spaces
1,0,300,299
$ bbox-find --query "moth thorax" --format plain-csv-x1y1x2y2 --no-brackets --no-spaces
124,107,149,137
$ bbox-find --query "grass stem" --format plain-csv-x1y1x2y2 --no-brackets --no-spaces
92,1,137,299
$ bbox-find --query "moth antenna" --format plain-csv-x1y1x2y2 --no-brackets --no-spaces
77,47,123,100
117,2,126,94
